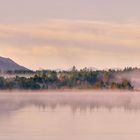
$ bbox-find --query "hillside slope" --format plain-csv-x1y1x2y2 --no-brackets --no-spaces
0,56,28,71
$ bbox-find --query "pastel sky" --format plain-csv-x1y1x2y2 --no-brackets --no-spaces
0,0,140,70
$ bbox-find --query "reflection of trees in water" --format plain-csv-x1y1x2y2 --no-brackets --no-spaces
0,91,139,114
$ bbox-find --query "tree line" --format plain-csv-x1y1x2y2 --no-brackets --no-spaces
0,66,134,90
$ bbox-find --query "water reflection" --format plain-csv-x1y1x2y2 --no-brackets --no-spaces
1,91,140,140
0,90,139,114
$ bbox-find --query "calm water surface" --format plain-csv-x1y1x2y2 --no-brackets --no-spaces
0,90,140,140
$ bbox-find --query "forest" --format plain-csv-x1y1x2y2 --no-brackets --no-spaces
0,66,134,90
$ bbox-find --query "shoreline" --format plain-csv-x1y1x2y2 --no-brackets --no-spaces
0,88,136,93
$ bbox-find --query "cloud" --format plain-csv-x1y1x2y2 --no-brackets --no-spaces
0,20,140,49
0,20,140,69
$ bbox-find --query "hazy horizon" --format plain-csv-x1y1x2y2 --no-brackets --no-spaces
0,0,140,70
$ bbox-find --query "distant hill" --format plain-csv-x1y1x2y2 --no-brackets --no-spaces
0,56,28,71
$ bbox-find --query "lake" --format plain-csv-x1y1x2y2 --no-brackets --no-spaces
0,90,140,140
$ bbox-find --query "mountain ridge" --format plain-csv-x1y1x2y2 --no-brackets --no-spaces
0,56,28,71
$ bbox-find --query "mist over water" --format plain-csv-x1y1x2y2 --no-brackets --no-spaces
0,90,140,114
1,90,140,140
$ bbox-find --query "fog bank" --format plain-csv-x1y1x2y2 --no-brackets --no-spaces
0,90,140,114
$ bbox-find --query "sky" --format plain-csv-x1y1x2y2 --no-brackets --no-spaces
0,0,140,70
